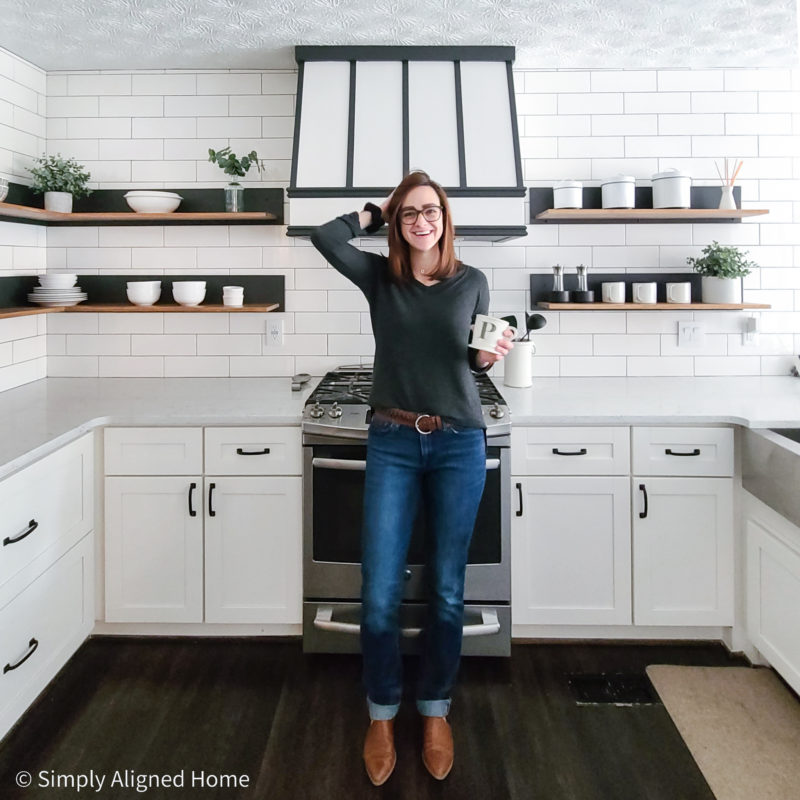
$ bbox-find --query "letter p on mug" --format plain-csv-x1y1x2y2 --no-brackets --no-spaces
470,314,516,352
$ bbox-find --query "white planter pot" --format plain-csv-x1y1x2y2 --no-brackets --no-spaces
44,192,73,213
701,276,741,304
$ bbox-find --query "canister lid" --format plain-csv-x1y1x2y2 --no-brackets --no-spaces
652,168,691,181
554,179,582,189
601,174,635,186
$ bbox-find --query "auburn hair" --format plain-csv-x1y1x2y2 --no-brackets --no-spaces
384,171,460,282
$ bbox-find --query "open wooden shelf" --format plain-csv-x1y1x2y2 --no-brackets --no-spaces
0,307,62,320
536,302,771,310
0,303,279,319
534,208,769,223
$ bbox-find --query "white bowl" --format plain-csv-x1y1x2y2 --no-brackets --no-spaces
127,286,161,306
38,273,78,289
124,191,182,213
172,281,206,306
127,280,161,290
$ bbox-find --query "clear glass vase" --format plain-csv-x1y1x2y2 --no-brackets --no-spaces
225,182,244,213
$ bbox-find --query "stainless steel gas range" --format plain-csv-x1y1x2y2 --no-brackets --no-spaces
301,365,511,657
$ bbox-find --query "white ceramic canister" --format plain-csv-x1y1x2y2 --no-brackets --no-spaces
652,168,691,209
503,340,536,388
553,180,583,209
601,174,635,209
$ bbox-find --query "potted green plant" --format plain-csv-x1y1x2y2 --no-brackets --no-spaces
686,241,756,304
207,147,264,212
29,154,92,213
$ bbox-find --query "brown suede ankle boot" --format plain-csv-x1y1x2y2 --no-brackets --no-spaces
421,715,454,780
363,719,396,786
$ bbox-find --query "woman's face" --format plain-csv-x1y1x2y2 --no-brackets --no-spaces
397,185,444,253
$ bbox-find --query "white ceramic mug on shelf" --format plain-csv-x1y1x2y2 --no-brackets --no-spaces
470,314,517,352
666,282,692,303
632,282,657,304
601,282,625,303
503,340,536,388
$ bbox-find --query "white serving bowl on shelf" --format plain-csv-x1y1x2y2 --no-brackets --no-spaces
124,191,182,213
38,273,78,289
126,281,161,306
172,281,206,307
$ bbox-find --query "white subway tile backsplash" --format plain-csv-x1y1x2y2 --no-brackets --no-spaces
626,224,693,246
67,117,131,138
294,312,360,334
625,135,691,157
625,93,689,114
197,73,261,95
627,356,694,376
560,312,626,334
758,91,800,114
229,95,294,116
659,114,724,135
724,69,793,92
525,72,590,93
99,139,163,160
131,160,196,183
133,117,197,138
693,356,760,375
626,311,693,334
326,291,368,312
230,355,295,376
657,71,723,92
68,74,131,95
516,94,558,115
197,334,261,356
591,71,656,93
131,334,196,356
132,74,196,95
47,356,99,377
593,245,659,269
47,138,98,160
559,137,624,158
99,356,164,377
660,333,727,357
589,158,658,179
164,356,229,377
524,115,591,137
592,115,657,136
691,92,758,113
524,158,591,180
328,334,375,356
559,94,623,115
691,135,758,157
726,113,792,135
560,356,626,376
98,227,164,247
196,116,261,138
261,73,297,94
164,313,230,334
66,334,130,356
520,137,558,159
559,224,625,246
165,95,228,117
594,334,659,355
42,95,98,118
531,333,592,356
99,313,164,334
99,95,163,117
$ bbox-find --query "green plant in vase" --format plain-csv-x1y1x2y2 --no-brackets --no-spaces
686,241,756,304
29,154,92,213
208,147,264,212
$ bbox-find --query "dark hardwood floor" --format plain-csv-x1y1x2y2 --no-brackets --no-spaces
0,637,750,799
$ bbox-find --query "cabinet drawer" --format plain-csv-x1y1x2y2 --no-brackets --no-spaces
0,435,93,590
0,534,94,739
511,427,630,475
632,427,733,476
104,427,202,475
204,427,301,476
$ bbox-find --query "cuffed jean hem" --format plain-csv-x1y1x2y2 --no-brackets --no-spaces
416,698,451,717
367,698,400,721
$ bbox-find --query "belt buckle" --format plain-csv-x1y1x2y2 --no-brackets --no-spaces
414,414,433,435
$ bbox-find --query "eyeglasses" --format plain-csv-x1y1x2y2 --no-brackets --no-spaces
399,206,443,225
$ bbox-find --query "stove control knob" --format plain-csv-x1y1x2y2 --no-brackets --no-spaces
309,403,325,419
328,402,343,419
489,402,505,419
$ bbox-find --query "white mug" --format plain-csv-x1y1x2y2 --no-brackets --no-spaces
632,282,657,304
666,282,691,303
601,282,625,303
470,314,517,352
503,340,536,388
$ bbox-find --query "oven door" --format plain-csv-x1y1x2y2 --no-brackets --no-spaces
303,442,510,603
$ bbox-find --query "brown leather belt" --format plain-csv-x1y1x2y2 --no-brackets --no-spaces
373,407,444,434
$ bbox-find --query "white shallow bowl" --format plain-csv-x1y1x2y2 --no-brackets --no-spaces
172,281,206,306
38,273,78,289
124,191,182,213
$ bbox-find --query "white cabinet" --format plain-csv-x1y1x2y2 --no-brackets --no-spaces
104,427,302,626
632,477,733,625
744,492,800,696
512,476,631,624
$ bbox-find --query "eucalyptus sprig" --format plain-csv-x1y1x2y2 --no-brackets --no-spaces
686,241,755,279
207,147,264,180
29,154,92,197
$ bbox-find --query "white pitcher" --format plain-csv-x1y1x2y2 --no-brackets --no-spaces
503,340,536,388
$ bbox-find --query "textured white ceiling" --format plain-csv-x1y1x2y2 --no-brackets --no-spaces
0,0,796,71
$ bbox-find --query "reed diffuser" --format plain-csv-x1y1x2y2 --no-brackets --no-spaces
716,158,742,210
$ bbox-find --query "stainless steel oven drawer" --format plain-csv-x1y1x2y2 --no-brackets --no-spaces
302,601,510,657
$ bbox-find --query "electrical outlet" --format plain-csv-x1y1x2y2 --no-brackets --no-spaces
677,321,704,347
742,315,759,346
265,317,284,347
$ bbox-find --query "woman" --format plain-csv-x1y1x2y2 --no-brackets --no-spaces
310,171,513,785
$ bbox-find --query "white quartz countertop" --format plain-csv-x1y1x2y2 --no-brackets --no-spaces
0,376,798,479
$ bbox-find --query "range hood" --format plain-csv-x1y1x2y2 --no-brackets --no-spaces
286,46,527,242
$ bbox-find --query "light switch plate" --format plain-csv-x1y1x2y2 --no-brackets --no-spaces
678,322,704,347
265,317,284,347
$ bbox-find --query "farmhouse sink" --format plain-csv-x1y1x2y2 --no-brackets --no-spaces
769,428,800,445
742,427,800,528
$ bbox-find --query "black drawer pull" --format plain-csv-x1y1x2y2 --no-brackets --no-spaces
188,482,197,517
208,483,216,517
4,638,39,673
516,482,523,517
236,447,271,456
639,483,648,519
552,448,587,456
4,519,38,547
665,448,701,457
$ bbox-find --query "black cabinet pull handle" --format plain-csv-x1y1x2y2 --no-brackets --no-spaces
208,482,216,517
236,447,270,456
665,448,701,457
4,638,38,673
639,483,648,519
188,482,197,517
3,519,38,547
552,448,587,456
516,482,523,517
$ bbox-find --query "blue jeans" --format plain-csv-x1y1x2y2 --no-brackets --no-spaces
361,416,487,720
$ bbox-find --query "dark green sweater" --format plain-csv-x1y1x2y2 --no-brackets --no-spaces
310,212,491,429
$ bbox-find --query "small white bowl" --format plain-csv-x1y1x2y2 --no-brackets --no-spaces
127,280,161,290
38,273,78,289
172,281,206,307
127,286,161,306
124,191,182,213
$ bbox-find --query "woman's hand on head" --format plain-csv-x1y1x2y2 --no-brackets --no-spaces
477,329,515,368
379,192,394,221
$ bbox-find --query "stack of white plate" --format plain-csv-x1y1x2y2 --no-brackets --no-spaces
28,274,87,307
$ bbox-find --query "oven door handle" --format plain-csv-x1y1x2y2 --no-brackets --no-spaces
312,457,501,471
313,606,501,637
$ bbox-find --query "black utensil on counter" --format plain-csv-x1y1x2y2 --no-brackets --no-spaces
521,313,547,341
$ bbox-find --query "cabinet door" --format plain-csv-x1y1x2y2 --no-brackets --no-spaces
632,477,733,626
511,476,631,625
105,477,203,623
204,477,302,624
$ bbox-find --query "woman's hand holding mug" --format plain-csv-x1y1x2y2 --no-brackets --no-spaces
476,328,515,368
471,314,515,368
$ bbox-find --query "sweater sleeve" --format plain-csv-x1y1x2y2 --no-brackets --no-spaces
468,269,492,374
310,212,381,297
